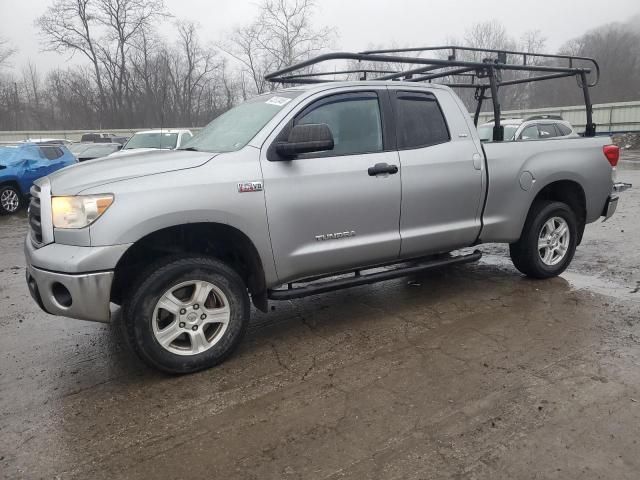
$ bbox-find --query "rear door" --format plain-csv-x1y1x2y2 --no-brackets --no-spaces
390,88,485,257
260,89,402,283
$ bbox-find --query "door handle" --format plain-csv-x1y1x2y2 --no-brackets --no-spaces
368,163,399,176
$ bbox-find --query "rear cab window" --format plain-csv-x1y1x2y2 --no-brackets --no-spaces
393,91,450,149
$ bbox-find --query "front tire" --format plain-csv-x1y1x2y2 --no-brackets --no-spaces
509,200,578,279
0,185,22,215
123,256,250,374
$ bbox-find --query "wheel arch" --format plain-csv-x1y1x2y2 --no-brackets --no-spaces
0,179,23,194
522,179,587,244
111,222,269,312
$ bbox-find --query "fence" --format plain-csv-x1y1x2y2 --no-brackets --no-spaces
0,128,201,143
2,100,640,141
476,101,640,134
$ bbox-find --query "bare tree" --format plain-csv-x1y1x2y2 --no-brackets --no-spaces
37,0,108,115
463,20,514,55
442,21,548,111
37,0,168,125
224,22,276,95
258,0,334,69
0,37,16,69
95,0,169,123
167,21,218,125
21,63,44,128
223,0,335,95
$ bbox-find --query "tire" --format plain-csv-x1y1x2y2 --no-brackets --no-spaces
0,185,22,215
123,255,250,374
509,200,578,279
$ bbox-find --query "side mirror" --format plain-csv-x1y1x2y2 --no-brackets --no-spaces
275,123,334,158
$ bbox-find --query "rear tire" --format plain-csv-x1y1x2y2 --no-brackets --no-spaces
0,185,22,215
509,200,578,279
123,255,250,374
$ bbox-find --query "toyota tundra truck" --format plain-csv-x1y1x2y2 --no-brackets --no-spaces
24,71,631,373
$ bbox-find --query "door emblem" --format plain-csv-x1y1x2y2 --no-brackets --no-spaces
238,181,263,193
315,231,356,241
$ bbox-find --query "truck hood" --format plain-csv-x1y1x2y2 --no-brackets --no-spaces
47,149,217,195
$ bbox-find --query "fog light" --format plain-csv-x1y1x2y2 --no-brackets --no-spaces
51,282,72,308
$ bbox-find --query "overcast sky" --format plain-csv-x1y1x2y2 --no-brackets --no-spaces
1,0,639,72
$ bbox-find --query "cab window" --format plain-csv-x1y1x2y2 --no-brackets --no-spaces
295,92,383,157
395,92,450,149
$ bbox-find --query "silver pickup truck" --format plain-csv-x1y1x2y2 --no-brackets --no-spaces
24,48,631,373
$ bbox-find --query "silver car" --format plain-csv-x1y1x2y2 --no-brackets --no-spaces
478,116,579,142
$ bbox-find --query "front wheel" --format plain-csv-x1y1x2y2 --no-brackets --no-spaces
0,185,22,215
123,256,250,374
509,200,578,279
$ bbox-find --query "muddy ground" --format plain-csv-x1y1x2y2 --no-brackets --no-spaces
1,158,639,480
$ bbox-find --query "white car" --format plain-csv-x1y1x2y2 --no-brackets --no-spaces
23,138,73,146
109,129,193,157
478,116,579,142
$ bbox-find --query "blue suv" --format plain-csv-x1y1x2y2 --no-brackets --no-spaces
0,143,77,215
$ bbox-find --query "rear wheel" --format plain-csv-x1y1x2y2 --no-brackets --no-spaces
0,185,22,215
509,200,578,279
123,256,250,374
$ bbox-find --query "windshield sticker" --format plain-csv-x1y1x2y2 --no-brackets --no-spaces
265,96,292,107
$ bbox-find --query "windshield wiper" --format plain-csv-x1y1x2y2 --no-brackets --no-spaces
180,146,200,151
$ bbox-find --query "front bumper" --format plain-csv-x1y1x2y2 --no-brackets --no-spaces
25,265,113,323
24,238,130,323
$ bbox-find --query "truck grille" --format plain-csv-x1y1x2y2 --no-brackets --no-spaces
29,185,43,246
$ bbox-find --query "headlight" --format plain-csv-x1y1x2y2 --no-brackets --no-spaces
51,194,114,229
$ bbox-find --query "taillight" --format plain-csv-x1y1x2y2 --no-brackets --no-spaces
603,145,620,167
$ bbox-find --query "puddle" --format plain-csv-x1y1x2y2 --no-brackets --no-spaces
561,271,640,303
480,253,639,303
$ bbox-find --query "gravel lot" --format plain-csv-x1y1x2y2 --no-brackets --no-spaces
0,159,639,479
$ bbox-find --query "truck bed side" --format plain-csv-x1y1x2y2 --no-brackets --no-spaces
480,136,613,244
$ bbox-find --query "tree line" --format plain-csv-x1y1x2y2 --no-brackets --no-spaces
0,0,333,131
0,2,639,132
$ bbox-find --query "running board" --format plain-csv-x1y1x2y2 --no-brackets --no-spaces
268,250,482,300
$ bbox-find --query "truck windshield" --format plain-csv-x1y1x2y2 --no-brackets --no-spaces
124,132,179,150
180,92,302,153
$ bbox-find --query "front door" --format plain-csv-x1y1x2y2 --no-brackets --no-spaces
260,89,402,283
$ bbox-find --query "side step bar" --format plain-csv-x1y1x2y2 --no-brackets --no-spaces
268,250,482,300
